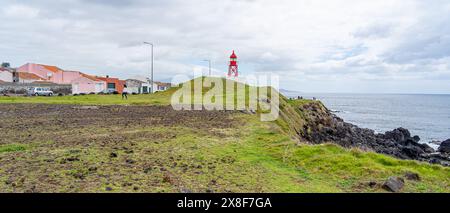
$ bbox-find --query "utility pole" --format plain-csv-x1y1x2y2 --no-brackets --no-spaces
203,59,211,76
143,42,154,93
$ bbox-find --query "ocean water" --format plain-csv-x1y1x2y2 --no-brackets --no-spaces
285,93,450,146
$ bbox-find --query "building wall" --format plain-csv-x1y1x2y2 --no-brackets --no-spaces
126,79,143,94
17,78,38,84
0,71,13,82
17,63,57,80
71,76,106,94
52,71,83,84
16,63,83,84
97,77,125,93
152,83,171,92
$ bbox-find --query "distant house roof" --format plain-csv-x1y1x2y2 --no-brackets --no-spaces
18,72,46,81
96,76,119,81
154,81,171,87
0,67,13,72
80,73,101,82
126,79,146,83
37,64,63,73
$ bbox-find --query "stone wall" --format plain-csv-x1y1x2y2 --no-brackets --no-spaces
0,82,72,95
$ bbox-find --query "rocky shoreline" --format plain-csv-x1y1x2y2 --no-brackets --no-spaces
298,102,450,167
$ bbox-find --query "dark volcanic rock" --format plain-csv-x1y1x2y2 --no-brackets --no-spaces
109,152,118,158
404,172,420,181
382,177,405,192
298,102,449,166
384,128,410,142
438,139,450,153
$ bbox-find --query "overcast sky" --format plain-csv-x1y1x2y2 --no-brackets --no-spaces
1,0,450,93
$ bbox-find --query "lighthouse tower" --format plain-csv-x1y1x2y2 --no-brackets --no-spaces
228,50,238,77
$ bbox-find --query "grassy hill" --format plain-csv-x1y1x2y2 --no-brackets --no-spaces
0,77,448,192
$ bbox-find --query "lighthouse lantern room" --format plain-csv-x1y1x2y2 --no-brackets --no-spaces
228,50,238,77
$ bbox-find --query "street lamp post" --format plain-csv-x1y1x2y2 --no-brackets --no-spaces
203,59,211,76
143,42,154,93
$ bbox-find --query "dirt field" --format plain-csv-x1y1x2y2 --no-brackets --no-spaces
0,104,244,192
1,103,449,193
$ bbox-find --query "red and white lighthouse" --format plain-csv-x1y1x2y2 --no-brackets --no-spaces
228,50,238,77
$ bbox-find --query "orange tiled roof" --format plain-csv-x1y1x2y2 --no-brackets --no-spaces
80,73,101,81
96,76,119,81
37,64,63,73
18,72,45,80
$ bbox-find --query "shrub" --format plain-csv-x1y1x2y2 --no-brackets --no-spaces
53,87,72,95
112,91,119,94
14,89,27,94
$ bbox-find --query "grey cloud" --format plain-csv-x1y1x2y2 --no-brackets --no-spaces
80,0,136,7
353,23,393,39
384,35,450,63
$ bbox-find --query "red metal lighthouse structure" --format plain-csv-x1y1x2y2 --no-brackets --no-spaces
228,50,238,77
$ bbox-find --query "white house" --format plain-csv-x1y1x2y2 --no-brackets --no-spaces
152,81,171,92
125,76,171,94
71,73,106,94
0,68,13,83
125,79,152,94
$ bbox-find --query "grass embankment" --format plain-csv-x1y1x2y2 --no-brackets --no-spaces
0,77,448,192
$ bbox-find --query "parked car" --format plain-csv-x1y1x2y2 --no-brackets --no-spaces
27,87,54,96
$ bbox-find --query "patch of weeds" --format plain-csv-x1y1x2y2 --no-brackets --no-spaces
65,168,89,180
0,144,27,153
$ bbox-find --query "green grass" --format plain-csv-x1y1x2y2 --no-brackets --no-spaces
0,91,174,106
0,77,449,192
1,114,448,192
0,144,27,153
214,115,450,192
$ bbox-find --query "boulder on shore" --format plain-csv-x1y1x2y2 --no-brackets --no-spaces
438,139,450,153
298,102,450,166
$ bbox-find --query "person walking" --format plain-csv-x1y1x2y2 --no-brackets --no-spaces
122,85,129,100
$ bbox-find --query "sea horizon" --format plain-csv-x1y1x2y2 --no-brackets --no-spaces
280,90,450,96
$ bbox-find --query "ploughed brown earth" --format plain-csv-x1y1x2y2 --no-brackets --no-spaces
0,104,242,192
